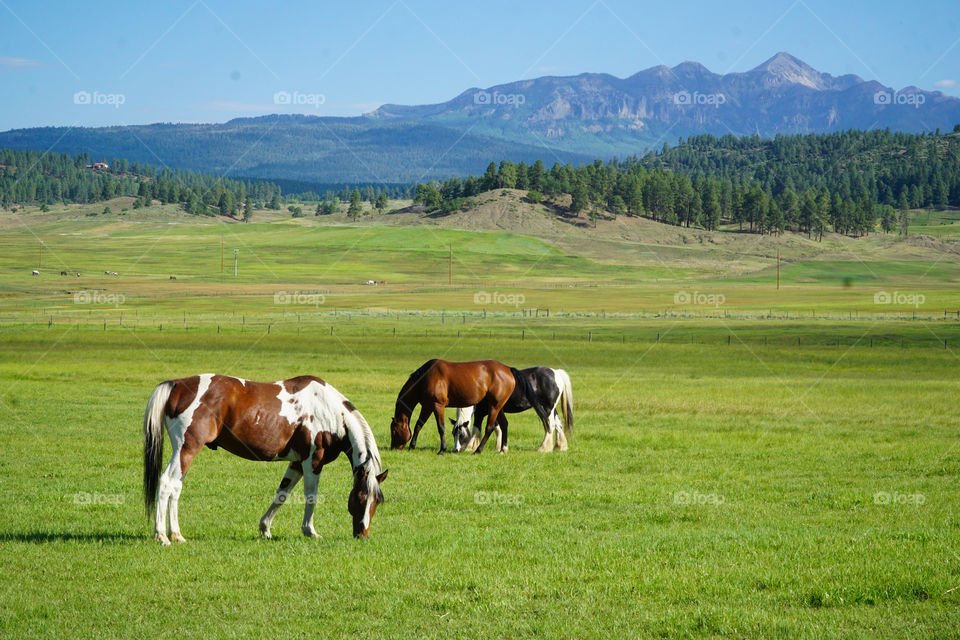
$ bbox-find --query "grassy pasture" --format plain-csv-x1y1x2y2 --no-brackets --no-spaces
1,326,958,638
1,205,959,638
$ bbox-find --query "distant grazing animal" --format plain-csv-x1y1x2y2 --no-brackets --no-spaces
31,270,39,276
143,374,387,545
390,359,547,454
452,367,573,453
60,271,67,276
169,275,177,280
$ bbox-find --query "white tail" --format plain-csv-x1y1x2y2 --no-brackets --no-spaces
554,369,573,437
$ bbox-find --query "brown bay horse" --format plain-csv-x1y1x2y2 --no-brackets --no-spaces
143,374,387,545
389,359,546,454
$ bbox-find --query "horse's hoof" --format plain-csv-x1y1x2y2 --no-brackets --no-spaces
154,533,171,546
170,532,187,543
499,447,508,455
260,530,272,539
301,528,321,539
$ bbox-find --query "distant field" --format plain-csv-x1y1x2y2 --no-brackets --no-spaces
1,202,959,638
1,199,959,319
908,208,960,237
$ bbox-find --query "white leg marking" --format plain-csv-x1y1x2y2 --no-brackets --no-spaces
154,442,182,545
301,467,321,538
260,464,303,539
554,411,568,450
168,477,186,543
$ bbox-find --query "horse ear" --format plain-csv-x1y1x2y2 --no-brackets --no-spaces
376,470,388,483
448,418,456,425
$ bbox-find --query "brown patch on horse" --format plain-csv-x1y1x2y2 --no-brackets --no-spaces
343,399,356,412
312,431,345,474
284,375,325,393
166,376,200,417
202,380,297,461
279,422,313,462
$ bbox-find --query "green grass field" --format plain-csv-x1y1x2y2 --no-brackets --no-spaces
1,203,959,638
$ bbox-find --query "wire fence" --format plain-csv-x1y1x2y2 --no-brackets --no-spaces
1,307,957,349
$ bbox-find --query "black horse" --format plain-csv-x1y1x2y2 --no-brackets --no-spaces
451,366,573,453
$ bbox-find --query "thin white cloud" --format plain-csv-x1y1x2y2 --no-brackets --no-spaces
933,79,960,89
0,56,41,69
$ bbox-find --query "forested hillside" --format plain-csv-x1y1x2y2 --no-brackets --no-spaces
414,128,960,237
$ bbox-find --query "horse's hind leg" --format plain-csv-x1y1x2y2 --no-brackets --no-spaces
554,410,568,451
167,437,205,543
259,462,304,539
154,442,182,546
153,428,187,546
432,405,450,454
537,415,555,452
474,406,505,455
496,414,507,454
408,405,430,450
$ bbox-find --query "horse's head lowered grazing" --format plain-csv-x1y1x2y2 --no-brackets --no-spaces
390,415,411,450
349,463,388,538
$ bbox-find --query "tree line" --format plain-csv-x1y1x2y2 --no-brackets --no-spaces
0,148,281,221
412,126,960,237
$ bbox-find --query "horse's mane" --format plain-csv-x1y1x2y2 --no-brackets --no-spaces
343,406,384,502
396,359,436,411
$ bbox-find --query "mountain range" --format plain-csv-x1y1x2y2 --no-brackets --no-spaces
1,53,957,185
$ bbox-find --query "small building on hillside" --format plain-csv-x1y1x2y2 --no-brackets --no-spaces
85,162,109,170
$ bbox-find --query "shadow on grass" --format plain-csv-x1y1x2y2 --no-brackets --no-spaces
0,531,141,544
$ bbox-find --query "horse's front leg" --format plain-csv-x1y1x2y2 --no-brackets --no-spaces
408,405,430,450
474,407,504,455
433,404,447,455
259,462,303,539
300,464,322,538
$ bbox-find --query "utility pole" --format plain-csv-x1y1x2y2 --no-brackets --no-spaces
220,236,224,273
39,240,43,268
777,248,780,290
234,249,239,277
448,243,452,285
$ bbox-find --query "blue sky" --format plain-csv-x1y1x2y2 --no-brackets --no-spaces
1,0,958,129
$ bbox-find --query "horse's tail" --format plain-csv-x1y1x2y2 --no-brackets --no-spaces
511,367,548,424
143,381,174,516
554,368,573,437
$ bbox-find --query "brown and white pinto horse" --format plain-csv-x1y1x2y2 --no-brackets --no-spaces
143,374,387,545
389,359,546,454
